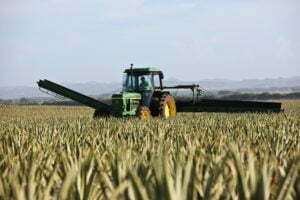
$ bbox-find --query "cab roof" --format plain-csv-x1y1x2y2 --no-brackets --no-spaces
124,67,162,75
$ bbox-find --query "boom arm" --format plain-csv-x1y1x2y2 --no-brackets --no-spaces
161,84,282,113
37,79,111,112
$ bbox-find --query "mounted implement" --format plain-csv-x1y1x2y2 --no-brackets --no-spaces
37,79,111,116
38,65,282,119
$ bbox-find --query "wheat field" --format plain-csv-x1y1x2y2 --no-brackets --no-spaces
0,101,299,200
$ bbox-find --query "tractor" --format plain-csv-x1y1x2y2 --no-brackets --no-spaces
38,65,282,119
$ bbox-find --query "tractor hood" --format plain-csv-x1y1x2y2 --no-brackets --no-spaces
111,92,141,116
112,92,141,99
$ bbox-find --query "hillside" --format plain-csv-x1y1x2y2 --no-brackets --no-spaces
0,76,300,99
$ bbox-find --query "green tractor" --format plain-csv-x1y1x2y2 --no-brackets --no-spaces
109,66,178,119
38,65,282,119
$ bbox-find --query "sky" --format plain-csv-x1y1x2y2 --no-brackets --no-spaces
0,0,299,86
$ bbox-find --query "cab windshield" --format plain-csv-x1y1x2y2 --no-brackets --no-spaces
122,73,154,92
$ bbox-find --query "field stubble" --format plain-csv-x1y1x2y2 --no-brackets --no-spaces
0,100,299,200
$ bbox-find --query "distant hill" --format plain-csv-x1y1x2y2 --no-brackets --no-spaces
0,76,300,99
196,76,300,91
0,82,120,100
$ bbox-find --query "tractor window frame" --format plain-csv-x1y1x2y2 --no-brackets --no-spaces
153,74,161,89
137,75,154,91
123,74,138,92
123,73,161,92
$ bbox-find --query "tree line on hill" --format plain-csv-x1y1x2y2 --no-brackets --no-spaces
213,91,300,100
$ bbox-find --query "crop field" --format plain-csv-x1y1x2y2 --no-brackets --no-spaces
0,101,299,200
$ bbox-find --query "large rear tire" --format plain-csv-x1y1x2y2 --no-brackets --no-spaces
93,109,110,118
136,106,151,120
159,94,177,119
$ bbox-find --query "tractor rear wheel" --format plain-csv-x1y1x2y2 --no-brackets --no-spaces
136,106,151,120
93,109,110,118
159,94,177,119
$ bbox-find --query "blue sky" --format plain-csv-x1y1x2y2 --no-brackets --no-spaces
0,0,299,86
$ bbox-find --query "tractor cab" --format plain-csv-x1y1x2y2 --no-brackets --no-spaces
111,67,170,118
122,67,164,92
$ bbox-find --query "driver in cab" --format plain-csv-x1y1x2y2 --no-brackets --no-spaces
140,76,151,91
139,76,153,106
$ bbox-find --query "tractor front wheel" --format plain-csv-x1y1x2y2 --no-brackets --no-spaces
93,109,110,118
159,94,177,119
136,106,151,120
